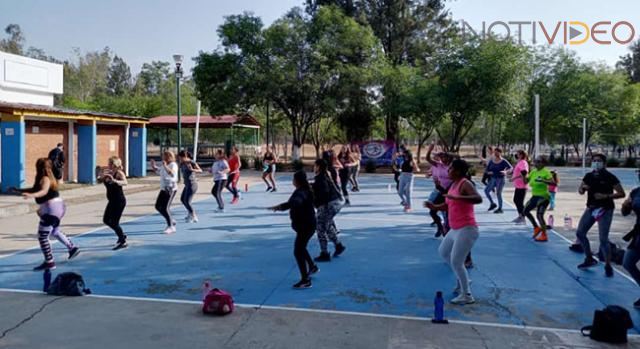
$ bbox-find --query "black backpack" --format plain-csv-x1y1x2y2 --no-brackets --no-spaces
581,305,634,344
47,272,91,296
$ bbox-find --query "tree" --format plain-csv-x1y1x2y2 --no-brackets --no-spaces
62,47,112,104
135,61,172,95
0,24,25,54
618,39,640,83
107,55,132,96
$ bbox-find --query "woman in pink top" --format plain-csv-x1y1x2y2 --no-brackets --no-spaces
425,143,453,237
509,150,529,224
427,159,482,305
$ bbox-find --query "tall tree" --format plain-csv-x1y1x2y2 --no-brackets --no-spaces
107,55,132,96
135,61,172,95
62,47,112,105
0,24,25,54
618,39,640,83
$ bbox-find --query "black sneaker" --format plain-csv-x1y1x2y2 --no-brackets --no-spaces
634,298,640,308
578,257,598,269
293,279,312,289
314,252,331,262
344,199,351,206
309,264,319,275
33,261,56,271
435,227,444,238
488,204,497,211
68,247,80,260
271,188,277,192
266,186,273,192
333,243,346,257
494,209,503,214
605,264,614,277
112,240,128,251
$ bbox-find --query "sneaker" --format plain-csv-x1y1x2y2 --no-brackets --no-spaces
112,240,128,251
401,201,406,206
266,186,273,192
68,247,80,260
163,226,176,234
404,207,412,213
450,293,475,305
271,188,277,193
454,280,472,294
634,298,640,308
344,199,351,206
314,252,331,262
534,231,548,242
488,203,497,211
33,261,56,271
605,264,614,277
435,227,445,238
191,215,199,223
578,257,598,269
532,227,542,239
293,279,312,289
184,215,192,223
309,264,319,275
333,243,346,257
494,209,503,214
231,197,239,205
214,208,225,213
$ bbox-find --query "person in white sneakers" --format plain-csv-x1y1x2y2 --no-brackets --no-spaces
178,151,202,223
210,149,230,212
151,151,178,234
427,159,482,305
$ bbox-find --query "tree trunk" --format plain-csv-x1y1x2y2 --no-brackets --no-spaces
292,144,301,161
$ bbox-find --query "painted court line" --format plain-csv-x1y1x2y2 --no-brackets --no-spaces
4,288,632,336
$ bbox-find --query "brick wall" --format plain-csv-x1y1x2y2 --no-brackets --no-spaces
97,124,125,169
25,120,68,184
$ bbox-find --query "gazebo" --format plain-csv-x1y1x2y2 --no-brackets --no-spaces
148,114,261,159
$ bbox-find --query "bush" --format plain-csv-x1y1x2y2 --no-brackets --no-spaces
623,157,638,168
253,156,263,171
365,159,377,173
553,157,567,166
291,160,304,171
607,158,620,168
240,156,251,170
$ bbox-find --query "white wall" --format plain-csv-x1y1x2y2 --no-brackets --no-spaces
0,51,63,106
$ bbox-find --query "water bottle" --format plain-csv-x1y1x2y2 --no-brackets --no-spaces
564,214,572,229
202,280,212,300
432,291,448,324
548,215,554,228
43,269,52,293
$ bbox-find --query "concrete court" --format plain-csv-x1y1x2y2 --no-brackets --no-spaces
1,174,640,348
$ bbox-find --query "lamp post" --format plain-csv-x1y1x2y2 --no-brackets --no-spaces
173,54,183,155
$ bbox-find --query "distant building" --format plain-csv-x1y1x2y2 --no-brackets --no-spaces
0,51,148,192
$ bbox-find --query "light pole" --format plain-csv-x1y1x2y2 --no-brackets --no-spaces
173,54,183,155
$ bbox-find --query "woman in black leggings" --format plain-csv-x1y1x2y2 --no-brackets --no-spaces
98,156,128,250
337,145,355,206
270,170,319,289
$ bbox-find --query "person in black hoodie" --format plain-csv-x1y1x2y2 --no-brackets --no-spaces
270,171,319,289
312,159,346,262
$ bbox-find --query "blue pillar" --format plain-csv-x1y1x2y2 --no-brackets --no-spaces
77,123,97,184
128,126,147,177
1,116,26,192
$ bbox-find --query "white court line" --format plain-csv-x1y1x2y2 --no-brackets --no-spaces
3,288,633,336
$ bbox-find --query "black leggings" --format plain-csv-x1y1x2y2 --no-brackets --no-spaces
104,199,126,241
393,171,400,191
226,173,239,198
155,189,177,226
212,180,227,209
513,188,526,216
294,228,315,280
524,196,549,228
339,168,350,199
430,191,446,233
181,184,197,215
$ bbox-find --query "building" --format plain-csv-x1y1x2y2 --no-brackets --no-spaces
0,51,148,192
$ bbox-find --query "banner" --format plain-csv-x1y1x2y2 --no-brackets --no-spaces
356,140,395,166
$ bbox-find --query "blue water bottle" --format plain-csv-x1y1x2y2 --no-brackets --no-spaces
43,269,52,293
432,291,448,324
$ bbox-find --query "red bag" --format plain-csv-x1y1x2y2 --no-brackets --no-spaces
202,281,234,315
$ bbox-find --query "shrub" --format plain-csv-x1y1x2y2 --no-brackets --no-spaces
365,159,377,173
607,158,620,168
623,157,637,168
240,156,251,170
291,159,304,171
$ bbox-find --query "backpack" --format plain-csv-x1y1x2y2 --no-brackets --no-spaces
202,288,234,315
47,272,91,296
581,305,634,344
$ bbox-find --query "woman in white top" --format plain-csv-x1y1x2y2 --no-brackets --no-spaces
150,151,179,234
210,149,230,212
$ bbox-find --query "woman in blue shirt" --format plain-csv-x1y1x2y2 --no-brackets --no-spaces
483,148,512,214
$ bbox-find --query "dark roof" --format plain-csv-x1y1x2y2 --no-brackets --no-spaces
0,101,149,122
149,114,261,129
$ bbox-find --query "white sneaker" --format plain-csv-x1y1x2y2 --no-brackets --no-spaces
163,226,176,234
214,208,225,213
450,293,475,305
184,215,192,223
191,215,198,223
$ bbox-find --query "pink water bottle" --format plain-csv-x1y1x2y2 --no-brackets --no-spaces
202,280,212,300
564,214,573,229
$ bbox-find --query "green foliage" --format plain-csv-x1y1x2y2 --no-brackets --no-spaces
240,156,252,170
0,24,24,54
617,39,640,83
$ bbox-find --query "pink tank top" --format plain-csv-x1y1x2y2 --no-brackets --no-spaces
446,179,478,230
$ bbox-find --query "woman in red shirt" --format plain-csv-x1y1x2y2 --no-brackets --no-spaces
226,146,241,204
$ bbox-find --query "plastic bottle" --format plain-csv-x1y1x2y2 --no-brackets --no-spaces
564,214,572,229
548,215,554,228
432,291,448,324
43,269,52,293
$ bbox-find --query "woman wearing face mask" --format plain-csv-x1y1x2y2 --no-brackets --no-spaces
576,154,625,277
484,148,512,214
622,169,640,307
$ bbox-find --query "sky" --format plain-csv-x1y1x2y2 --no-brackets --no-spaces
0,0,638,75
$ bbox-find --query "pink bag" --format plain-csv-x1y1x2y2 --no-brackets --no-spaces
202,281,234,315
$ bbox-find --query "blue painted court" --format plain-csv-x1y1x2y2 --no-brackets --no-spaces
1,174,639,332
